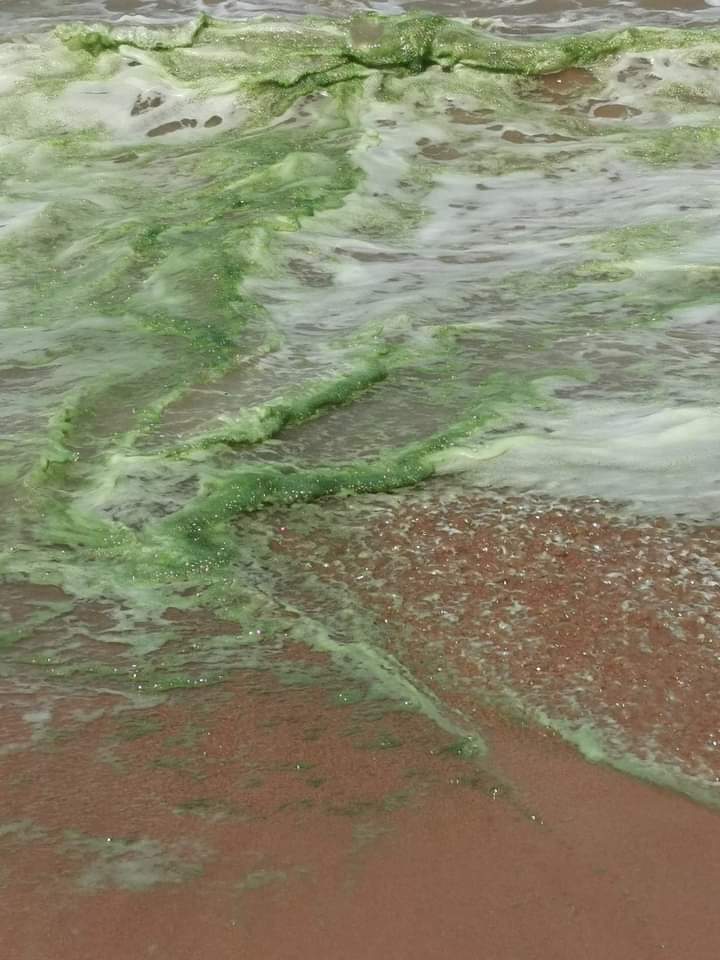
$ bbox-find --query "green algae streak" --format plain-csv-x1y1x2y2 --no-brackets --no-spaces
58,14,720,78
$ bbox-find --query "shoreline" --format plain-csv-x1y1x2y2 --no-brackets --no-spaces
3,489,719,958
271,489,720,801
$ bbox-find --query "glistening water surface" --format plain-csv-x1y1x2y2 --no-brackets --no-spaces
2,5,720,956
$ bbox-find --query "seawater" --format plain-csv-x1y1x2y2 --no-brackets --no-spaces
2,7,720,798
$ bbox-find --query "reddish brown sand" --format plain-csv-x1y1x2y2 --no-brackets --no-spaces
3,667,720,960
2,494,720,959
272,493,720,787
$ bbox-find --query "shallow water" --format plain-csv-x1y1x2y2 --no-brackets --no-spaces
1,4,720,952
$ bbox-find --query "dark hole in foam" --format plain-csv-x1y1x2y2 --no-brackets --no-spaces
147,120,184,138
446,107,494,125
502,129,577,144
420,143,462,161
130,91,164,116
146,119,197,137
592,103,642,119
536,67,596,104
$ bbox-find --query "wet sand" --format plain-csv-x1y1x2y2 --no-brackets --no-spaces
273,493,720,790
3,665,720,960
2,492,720,959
